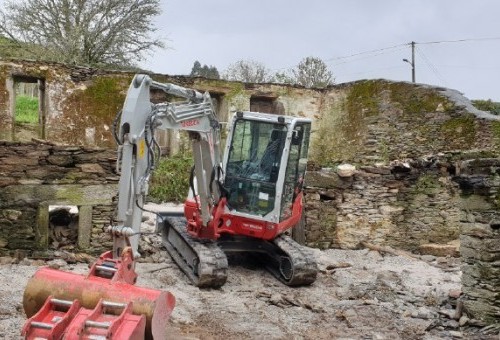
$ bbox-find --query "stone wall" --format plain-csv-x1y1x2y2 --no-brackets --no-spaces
456,158,500,323
0,59,325,151
0,140,117,255
2,60,500,251
302,79,500,251
304,156,461,251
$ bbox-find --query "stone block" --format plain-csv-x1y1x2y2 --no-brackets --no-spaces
337,164,356,177
47,154,74,166
462,223,494,238
463,300,500,323
78,205,92,249
419,241,459,257
2,156,39,166
461,234,500,252
379,205,404,215
305,171,351,189
78,163,105,174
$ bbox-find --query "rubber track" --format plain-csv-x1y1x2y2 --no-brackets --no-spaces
161,216,228,288
269,234,318,286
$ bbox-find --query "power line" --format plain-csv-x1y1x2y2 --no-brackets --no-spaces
417,37,500,45
415,45,448,85
435,64,500,70
324,43,407,62
272,36,500,74
330,46,408,67
272,43,407,72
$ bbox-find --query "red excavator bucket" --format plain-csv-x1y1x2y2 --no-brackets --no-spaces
23,248,175,339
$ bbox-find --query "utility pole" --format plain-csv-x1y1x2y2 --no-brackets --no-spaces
403,41,416,83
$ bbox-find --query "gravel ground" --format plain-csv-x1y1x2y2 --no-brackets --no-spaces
0,205,498,339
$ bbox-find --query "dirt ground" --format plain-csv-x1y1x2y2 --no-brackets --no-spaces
0,206,498,339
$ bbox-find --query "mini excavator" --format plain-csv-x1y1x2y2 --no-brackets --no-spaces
21,74,317,339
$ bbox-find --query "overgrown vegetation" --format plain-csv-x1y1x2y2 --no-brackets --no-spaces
15,95,38,124
388,83,450,114
148,155,193,203
472,99,500,115
412,174,441,195
311,80,382,166
440,116,477,147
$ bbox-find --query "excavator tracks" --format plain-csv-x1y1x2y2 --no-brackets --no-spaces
160,216,228,288
268,234,318,286
160,216,318,288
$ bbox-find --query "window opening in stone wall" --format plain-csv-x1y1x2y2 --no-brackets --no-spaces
12,76,46,141
250,96,284,115
48,205,79,250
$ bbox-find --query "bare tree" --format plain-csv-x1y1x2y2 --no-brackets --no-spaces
271,57,334,88
0,0,164,65
222,59,271,83
292,57,334,88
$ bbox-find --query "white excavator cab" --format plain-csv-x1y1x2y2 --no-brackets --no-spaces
223,112,311,223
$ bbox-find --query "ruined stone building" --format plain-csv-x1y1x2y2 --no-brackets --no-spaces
0,59,498,322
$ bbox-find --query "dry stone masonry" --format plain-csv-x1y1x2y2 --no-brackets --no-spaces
456,158,500,323
0,140,118,255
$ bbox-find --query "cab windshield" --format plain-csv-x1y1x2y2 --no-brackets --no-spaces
224,119,287,216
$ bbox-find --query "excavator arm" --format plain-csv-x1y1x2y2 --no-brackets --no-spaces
110,74,223,260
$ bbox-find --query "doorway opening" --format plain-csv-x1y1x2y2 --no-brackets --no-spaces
48,205,79,250
11,75,46,141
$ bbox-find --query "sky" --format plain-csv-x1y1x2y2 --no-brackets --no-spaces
140,0,500,101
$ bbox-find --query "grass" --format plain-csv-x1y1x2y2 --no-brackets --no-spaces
472,99,500,115
148,155,193,203
15,95,39,124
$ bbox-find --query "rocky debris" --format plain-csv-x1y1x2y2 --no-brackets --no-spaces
0,204,498,339
0,234,498,339
48,207,79,250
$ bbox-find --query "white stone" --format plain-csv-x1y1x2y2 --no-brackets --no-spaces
379,205,404,215
337,164,356,177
